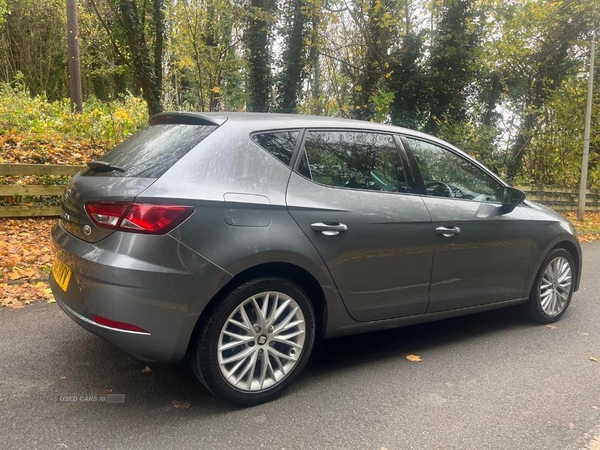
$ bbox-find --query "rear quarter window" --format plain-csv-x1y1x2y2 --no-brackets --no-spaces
252,131,299,166
81,124,217,178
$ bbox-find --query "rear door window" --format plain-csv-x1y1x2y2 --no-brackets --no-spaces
81,124,217,178
299,130,409,192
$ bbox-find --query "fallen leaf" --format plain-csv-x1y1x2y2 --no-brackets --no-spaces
593,406,598,410
9,301,24,310
102,388,113,394
546,325,556,330
569,423,576,430
590,356,598,362
0,398,3,402
141,366,152,374
406,354,422,362
582,332,589,336
8,270,21,280
172,400,190,409
60,376,66,380
47,298,56,304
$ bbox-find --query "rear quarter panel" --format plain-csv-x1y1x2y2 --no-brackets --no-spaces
139,121,353,333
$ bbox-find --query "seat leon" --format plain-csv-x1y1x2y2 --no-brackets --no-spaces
50,112,582,405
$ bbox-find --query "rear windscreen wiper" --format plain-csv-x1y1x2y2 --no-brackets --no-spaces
87,160,125,172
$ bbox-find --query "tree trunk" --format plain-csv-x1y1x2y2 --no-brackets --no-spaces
246,0,274,112
276,0,307,113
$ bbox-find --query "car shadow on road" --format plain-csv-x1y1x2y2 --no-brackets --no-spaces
306,304,532,376
51,304,537,418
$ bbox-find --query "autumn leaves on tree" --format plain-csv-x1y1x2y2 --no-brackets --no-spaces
0,0,599,186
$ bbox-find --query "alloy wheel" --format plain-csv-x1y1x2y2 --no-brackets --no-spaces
217,291,306,392
539,256,572,317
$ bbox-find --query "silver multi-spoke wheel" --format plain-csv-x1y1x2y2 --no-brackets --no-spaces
539,256,572,317
217,291,306,392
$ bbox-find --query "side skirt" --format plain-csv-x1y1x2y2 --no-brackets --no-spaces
324,297,529,339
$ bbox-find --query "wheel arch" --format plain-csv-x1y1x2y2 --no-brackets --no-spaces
528,236,582,295
187,261,329,356
551,240,581,291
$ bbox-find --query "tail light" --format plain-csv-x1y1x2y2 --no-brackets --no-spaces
85,202,194,234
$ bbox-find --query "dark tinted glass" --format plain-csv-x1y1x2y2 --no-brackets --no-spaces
301,131,409,192
252,131,299,165
297,151,311,179
82,124,217,178
406,138,501,202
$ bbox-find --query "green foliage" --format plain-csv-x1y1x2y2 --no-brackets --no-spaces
89,0,166,115
0,0,598,193
167,0,246,112
0,79,148,152
0,0,7,26
245,0,277,111
425,0,479,134
78,0,132,101
275,0,310,113
0,0,67,100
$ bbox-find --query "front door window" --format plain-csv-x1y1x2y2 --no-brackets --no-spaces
406,138,501,202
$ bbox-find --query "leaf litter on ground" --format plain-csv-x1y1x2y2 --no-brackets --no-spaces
0,218,56,309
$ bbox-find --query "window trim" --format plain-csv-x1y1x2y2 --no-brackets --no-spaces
400,135,506,203
291,128,416,195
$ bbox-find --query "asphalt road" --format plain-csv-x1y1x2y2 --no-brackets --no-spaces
2,244,600,450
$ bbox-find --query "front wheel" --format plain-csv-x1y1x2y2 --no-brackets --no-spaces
189,277,316,406
527,248,575,323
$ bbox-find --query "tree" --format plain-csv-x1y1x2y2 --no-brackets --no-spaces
169,0,244,111
0,0,67,99
275,0,309,113
351,0,400,121
388,31,427,129
90,0,166,115
425,0,479,134
495,0,594,181
245,0,276,111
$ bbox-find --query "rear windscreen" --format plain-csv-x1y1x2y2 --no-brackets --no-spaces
81,124,218,177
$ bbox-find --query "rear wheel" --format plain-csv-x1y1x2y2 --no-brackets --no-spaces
189,277,316,405
527,248,575,323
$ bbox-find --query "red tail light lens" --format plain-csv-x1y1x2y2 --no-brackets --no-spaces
85,202,194,234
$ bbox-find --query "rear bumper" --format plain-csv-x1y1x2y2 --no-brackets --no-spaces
50,222,232,363
52,286,160,361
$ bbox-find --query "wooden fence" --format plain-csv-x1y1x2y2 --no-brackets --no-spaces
1,163,600,217
515,186,600,212
0,163,84,218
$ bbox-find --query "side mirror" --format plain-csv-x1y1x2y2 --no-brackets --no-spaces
500,187,526,214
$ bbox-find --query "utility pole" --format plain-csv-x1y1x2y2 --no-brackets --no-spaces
66,0,83,113
578,28,599,221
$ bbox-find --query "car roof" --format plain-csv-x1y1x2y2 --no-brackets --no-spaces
152,111,420,133
151,111,441,143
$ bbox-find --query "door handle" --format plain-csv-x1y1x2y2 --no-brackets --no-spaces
311,222,348,236
435,226,461,237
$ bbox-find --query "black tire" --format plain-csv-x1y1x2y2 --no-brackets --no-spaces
527,248,575,324
189,277,316,406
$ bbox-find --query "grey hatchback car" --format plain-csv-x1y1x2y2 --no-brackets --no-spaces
50,112,582,405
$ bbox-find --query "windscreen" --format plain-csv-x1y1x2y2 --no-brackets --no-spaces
81,124,217,178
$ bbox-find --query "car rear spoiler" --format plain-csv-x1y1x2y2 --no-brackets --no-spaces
149,112,228,127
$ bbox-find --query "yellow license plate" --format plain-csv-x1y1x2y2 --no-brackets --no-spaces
52,259,72,292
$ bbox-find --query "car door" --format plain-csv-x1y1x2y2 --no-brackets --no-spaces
402,136,533,313
286,129,433,322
